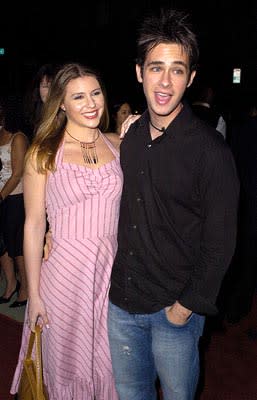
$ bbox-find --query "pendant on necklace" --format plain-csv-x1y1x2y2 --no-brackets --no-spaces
80,141,98,164
65,128,100,164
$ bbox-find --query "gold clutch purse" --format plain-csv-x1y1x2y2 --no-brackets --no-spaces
18,325,48,400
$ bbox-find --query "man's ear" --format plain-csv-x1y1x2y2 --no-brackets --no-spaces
187,70,196,88
136,64,143,83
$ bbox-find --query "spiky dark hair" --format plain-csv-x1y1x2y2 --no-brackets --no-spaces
136,8,199,72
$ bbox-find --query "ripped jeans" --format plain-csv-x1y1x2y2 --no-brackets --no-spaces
108,301,205,400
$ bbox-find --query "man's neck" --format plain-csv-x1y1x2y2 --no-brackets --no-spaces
149,102,183,140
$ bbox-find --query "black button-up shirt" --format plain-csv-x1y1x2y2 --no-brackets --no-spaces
109,102,239,315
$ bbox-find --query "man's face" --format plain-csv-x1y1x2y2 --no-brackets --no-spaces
136,43,196,124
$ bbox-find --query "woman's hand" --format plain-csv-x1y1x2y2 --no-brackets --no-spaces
120,113,141,139
27,296,49,332
43,230,52,260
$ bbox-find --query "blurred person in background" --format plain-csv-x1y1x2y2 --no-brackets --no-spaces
190,81,227,140
222,96,257,325
110,100,132,135
0,94,29,307
23,63,57,139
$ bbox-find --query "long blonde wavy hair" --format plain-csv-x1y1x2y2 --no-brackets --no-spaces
26,63,110,173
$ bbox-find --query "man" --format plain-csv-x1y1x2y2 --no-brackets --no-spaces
224,99,257,324
108,8,239,400
191,83,227,140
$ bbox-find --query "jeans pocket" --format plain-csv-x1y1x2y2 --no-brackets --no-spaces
163,308,194,328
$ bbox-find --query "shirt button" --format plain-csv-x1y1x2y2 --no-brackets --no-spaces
140,170,144,175
129,250,134,255
127,276,132,281
132,225,137,229
124,297,128,301
136,197,142,202
147,144,152,148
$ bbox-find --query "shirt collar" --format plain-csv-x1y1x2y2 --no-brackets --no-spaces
138,100,196,139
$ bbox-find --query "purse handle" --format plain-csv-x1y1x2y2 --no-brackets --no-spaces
26,325,45,396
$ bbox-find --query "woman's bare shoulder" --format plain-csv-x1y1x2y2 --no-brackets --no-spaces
11,131,29,151
104,132,121,150
12,131,29,144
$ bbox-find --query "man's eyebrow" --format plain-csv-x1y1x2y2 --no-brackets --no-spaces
146,61,164,67
146,60,187,67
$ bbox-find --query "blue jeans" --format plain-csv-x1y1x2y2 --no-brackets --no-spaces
108,302,205,400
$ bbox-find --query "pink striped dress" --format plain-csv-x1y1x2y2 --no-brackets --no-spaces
11,133,123,399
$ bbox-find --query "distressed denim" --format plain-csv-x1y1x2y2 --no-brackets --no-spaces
108,301,205,400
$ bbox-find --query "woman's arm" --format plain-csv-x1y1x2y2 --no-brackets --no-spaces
23,155,49,331
0,133,29,199
119,114,141,138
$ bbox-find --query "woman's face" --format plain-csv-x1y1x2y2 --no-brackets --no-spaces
61,75,105,130
116,102,132,126
39,76,52,103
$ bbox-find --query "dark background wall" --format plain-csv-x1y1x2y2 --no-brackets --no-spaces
0,0,256,112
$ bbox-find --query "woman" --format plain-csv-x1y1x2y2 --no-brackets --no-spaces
111,100,132,135
0,95,29,307
23,63,57,138
11,63,122,399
